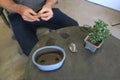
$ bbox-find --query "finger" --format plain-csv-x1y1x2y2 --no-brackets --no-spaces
41,15,53,21
37,10,47,17
39,9,47,13
40,12,49,17
26,9,40,21
29,9,37,15
39,8,50,15
26,12,40,21
23,14,40,22
23,17,36,22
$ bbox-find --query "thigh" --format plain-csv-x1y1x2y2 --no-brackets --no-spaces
9,14,37,32
8,14,38,40
8,14,38,55
48,8,79,27
32,8,79,30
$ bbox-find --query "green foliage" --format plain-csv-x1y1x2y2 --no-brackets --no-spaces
88,20,112,43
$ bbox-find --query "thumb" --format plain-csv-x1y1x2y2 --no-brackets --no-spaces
39,8,48,14
29,9,37,16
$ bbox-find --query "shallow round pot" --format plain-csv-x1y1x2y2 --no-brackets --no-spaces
32,46,66,71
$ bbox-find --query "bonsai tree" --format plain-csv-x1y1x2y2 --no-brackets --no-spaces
84,19,112,52
88,19,112,44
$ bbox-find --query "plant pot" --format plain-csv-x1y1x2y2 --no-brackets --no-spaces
32,46,66,71
84,35,104,52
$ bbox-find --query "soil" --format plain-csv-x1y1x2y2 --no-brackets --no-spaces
35,51,63,65
87,39,102,46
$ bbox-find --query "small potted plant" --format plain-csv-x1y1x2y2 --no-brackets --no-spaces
84,20,112,52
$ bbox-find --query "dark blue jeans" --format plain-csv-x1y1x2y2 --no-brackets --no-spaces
8,8,79,56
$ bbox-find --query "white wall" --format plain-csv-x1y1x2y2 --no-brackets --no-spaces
88,0,120,11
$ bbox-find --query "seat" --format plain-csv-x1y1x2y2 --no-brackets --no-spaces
0,8,10,27
0,7,51,55
0,7,17,40
0,7,12,28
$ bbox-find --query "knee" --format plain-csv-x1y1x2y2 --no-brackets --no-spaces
68,19,79,27
52,8,79,26
52,8,62,15
72,20,79,26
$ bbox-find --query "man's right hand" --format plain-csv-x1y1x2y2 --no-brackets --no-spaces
16,4,40,22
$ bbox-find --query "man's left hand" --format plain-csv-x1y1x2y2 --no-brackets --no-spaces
37,6,53,21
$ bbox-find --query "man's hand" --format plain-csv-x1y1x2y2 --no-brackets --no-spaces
17,4,40,22
36,0,57,21
37,5,53,21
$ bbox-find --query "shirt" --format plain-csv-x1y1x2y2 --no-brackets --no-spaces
9,0,46,13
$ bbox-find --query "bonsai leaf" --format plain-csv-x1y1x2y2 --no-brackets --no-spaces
88,19,112,43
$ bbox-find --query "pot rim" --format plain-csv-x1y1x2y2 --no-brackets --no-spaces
32,46,66,67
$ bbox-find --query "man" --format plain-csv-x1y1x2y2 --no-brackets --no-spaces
0,0,79,56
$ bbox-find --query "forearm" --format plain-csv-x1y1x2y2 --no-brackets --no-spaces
44,0,57,8
0,0,21,13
